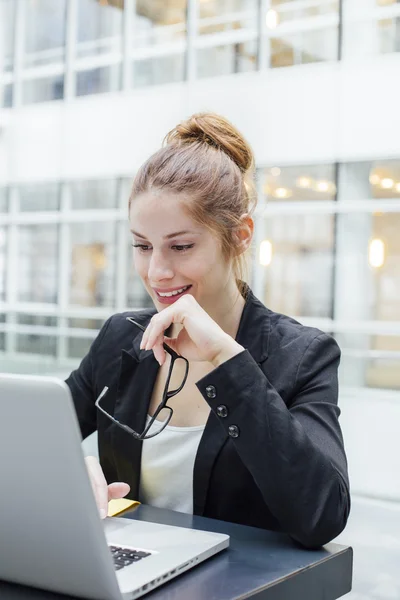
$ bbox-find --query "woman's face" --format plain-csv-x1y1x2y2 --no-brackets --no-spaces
129,191,235,313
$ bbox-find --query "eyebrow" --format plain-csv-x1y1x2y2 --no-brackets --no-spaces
130,230,200,240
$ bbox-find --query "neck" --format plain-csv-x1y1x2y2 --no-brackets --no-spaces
205,278,246,340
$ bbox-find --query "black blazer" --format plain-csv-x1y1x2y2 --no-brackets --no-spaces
66,288,350,548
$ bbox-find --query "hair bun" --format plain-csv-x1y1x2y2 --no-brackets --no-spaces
165,112,254,174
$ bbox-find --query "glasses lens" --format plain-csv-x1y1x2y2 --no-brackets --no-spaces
167,356,188,395
144,407,173,438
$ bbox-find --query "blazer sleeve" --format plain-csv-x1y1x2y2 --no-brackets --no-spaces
196,333,350,548
65,317,112,440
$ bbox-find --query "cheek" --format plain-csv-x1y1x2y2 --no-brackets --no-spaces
133,253,148,279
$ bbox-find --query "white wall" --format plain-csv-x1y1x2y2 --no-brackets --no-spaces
1,52,400,184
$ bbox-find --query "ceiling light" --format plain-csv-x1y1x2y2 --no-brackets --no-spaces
273,187,292,199
315,180,331,192
296,176,312,188
266,9,279,29
395,183,400,193
270,167,281,177
369,173,380,185
368,238,385,268
259,240,273,266
381,178,394,189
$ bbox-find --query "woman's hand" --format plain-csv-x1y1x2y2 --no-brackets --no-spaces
140,294,244,366
85,456,130,519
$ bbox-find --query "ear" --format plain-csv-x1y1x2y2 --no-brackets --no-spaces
235,214,254,255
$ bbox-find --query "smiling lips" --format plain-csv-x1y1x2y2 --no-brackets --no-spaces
153,285,192,305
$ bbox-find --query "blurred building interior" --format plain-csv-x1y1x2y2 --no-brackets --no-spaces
1,1,400,598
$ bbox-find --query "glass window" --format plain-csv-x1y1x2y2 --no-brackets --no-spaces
198,0,257,35
336,333,400,391
132,1,186,48
22,75,64,105
17,314,57,326
69,179,119,210
2,83,13,108
24,0,67,67
269,0,338,24
0,187,9,212
0,0,16,71
133,53,185,87
0,227,7,302
368,159,400,199
16,333,57,356
69,222,116,308
77,0,123,58
262,165,337,201
0,332,5,351
260,214,335,317
67,318,104,330
19,182,61,211
127,244,153,309
17,225,59,303
66,318,104,360
76,65,121,97
269,28,339,68
197,41,257,78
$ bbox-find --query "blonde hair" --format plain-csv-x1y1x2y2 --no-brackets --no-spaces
129,112,257,295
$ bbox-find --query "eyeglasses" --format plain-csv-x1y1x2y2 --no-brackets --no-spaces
95,317,189,440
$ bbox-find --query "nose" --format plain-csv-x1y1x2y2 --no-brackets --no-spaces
148,250,174,283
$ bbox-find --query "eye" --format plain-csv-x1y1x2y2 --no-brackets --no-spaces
171,244,194,252
132,243,152,252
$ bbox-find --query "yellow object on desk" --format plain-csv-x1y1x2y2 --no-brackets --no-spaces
108,498,140,517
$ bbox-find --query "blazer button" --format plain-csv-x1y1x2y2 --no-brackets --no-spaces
228,425,240,438
205,385,217,399
216,405,228,418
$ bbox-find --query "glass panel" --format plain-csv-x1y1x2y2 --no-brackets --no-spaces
199,0,257,35
16,334,57,356
19,182,61,211
0,0,15,71
17,314,57,326
343,11,400,58
0,187,9,212
262,165,337,201
77,0,123,58
17,225,59,303
0,227,7,302
133,54,185,87
68,318,104,329
133,1,186,48
197,41,257,78
24,0,67,67
22,75,64,105
69,222,116,307
0,332,5,351
368,159,400,199
76,65,121,97
127,245,153,309
70,179,119,210
2,83,13,107
269,0,338,24
260,214,334,317
336,333,400,391
67,337,93,360
270,27,338,67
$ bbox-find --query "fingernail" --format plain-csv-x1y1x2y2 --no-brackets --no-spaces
100,508,107,519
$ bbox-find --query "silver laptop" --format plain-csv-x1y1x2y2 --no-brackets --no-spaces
0,373,229,600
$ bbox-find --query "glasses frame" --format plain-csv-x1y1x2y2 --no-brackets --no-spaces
95,317,189,440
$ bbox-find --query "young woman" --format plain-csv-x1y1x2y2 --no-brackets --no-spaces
66,113,350,549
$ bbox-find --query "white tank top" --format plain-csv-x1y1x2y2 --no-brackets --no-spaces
139,415,205,514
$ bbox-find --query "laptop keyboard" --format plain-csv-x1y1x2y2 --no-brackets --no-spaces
109,545,151,571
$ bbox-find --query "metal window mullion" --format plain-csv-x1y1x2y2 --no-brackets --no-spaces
185,0,198,81
57,183,70,361
123,0,135,90
258,0,271,70
65,0,78,100
12,0,26,107
5,187,19,352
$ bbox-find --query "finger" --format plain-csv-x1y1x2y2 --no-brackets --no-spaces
145,315,171,350
152,339,166,366
85,456,109,519
108,482,130,501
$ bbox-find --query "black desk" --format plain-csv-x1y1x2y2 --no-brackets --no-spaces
1,505,353,600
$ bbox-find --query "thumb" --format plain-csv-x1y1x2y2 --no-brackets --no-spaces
107,482,130,501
